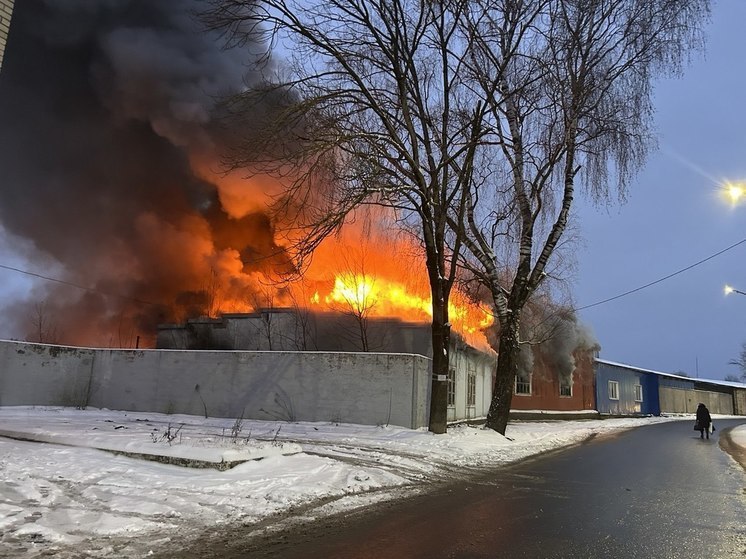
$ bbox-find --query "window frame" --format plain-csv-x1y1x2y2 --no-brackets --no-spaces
447,368,456,407
515,374,531,396
467,372,477,407
634,383,643,402
559,379,572,397
608,380,620,401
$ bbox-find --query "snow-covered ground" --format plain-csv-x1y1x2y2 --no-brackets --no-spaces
0,407,742,558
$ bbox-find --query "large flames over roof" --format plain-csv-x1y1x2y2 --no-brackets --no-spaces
206,218,495,348
0,1,493,349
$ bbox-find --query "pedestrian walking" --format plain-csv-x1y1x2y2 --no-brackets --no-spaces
695,403,712,439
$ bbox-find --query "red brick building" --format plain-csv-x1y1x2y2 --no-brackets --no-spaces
509,348,597,413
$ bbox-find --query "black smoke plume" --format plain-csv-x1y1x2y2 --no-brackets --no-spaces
0,1,292,346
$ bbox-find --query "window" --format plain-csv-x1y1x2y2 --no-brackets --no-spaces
608,380,620,400
634,384,643,402
466,362,477,406
467,372,476,407
447,368,456,407
559,379,572,397
515,374,531,395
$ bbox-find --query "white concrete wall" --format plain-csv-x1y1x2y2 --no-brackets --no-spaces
0,340,432,429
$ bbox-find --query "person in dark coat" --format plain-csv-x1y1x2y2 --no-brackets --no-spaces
696,403,712,439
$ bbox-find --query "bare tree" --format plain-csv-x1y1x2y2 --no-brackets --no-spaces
28,300,59,344
204,0,488,433
286,281,318,350
452,0,709,433
205,267,222,319
326,247,381,352
244,283,279,349
728,342,746,382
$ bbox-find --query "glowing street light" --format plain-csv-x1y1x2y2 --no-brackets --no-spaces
725,284,746,296
722,181,746,205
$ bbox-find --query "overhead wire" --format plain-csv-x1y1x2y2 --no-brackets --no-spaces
0,262,162,307
575,237,746,311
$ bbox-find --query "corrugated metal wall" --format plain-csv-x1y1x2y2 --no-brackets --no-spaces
659,388,733,414
595,362,645,415
595,360,742,416
734,389,746,415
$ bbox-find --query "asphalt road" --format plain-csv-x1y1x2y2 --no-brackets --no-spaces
168,420,746,559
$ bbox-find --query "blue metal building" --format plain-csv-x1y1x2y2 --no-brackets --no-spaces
595,359,660,415
595,358,743,416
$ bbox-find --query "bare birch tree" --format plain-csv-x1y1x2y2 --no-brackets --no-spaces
454,0,710,433
729,342,746,382
204,0,488,433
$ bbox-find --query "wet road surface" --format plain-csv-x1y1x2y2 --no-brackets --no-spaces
163,419,746,559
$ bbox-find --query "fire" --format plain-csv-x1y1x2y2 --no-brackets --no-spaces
177,205,494,348
307,265,494,345
3,1,494,352
319,274,432,317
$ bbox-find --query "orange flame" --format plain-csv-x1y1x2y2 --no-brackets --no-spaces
313,273,493,336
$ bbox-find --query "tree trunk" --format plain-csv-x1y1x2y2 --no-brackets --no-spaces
485,322,520,435
428,297,451,434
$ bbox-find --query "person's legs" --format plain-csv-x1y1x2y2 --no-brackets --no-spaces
706,426,710,439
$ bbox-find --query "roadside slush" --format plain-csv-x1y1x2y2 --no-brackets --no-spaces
720,424,746,471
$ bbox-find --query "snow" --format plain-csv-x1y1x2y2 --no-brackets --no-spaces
0,407,742,558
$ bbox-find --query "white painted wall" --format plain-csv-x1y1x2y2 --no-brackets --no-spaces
0,340,432,429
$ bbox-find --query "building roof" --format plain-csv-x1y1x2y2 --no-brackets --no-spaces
595,358,746,390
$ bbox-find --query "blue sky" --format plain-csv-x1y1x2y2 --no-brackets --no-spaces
573,0,746,379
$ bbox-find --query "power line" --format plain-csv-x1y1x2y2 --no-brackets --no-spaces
0,263,162,307
575,237,746,311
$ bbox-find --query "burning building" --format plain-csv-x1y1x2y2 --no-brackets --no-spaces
157,308,496,423
508,312,601,416
0,0,492,352
0,1,601,424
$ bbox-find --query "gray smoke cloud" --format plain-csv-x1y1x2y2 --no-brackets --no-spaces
503,304,600,382
0,1,292,346
538,312,601,381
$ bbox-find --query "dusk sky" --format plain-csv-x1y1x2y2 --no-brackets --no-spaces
573,0,746,380
0,1,745,381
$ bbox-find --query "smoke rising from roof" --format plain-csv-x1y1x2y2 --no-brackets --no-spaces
0,0,290,346
538,313,601,381
508,304,600,383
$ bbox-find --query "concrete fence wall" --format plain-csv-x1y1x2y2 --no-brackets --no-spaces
659,387,734,415
0,340,432,429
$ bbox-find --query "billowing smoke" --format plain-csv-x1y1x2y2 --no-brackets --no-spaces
497,301,600,382
0,1,295,346
516,342,535,380
536,311,601,382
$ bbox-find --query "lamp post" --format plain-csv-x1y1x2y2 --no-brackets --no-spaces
725,284,746,296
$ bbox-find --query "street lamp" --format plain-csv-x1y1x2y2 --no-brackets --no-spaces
725,284,746,296
722,181,746,205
